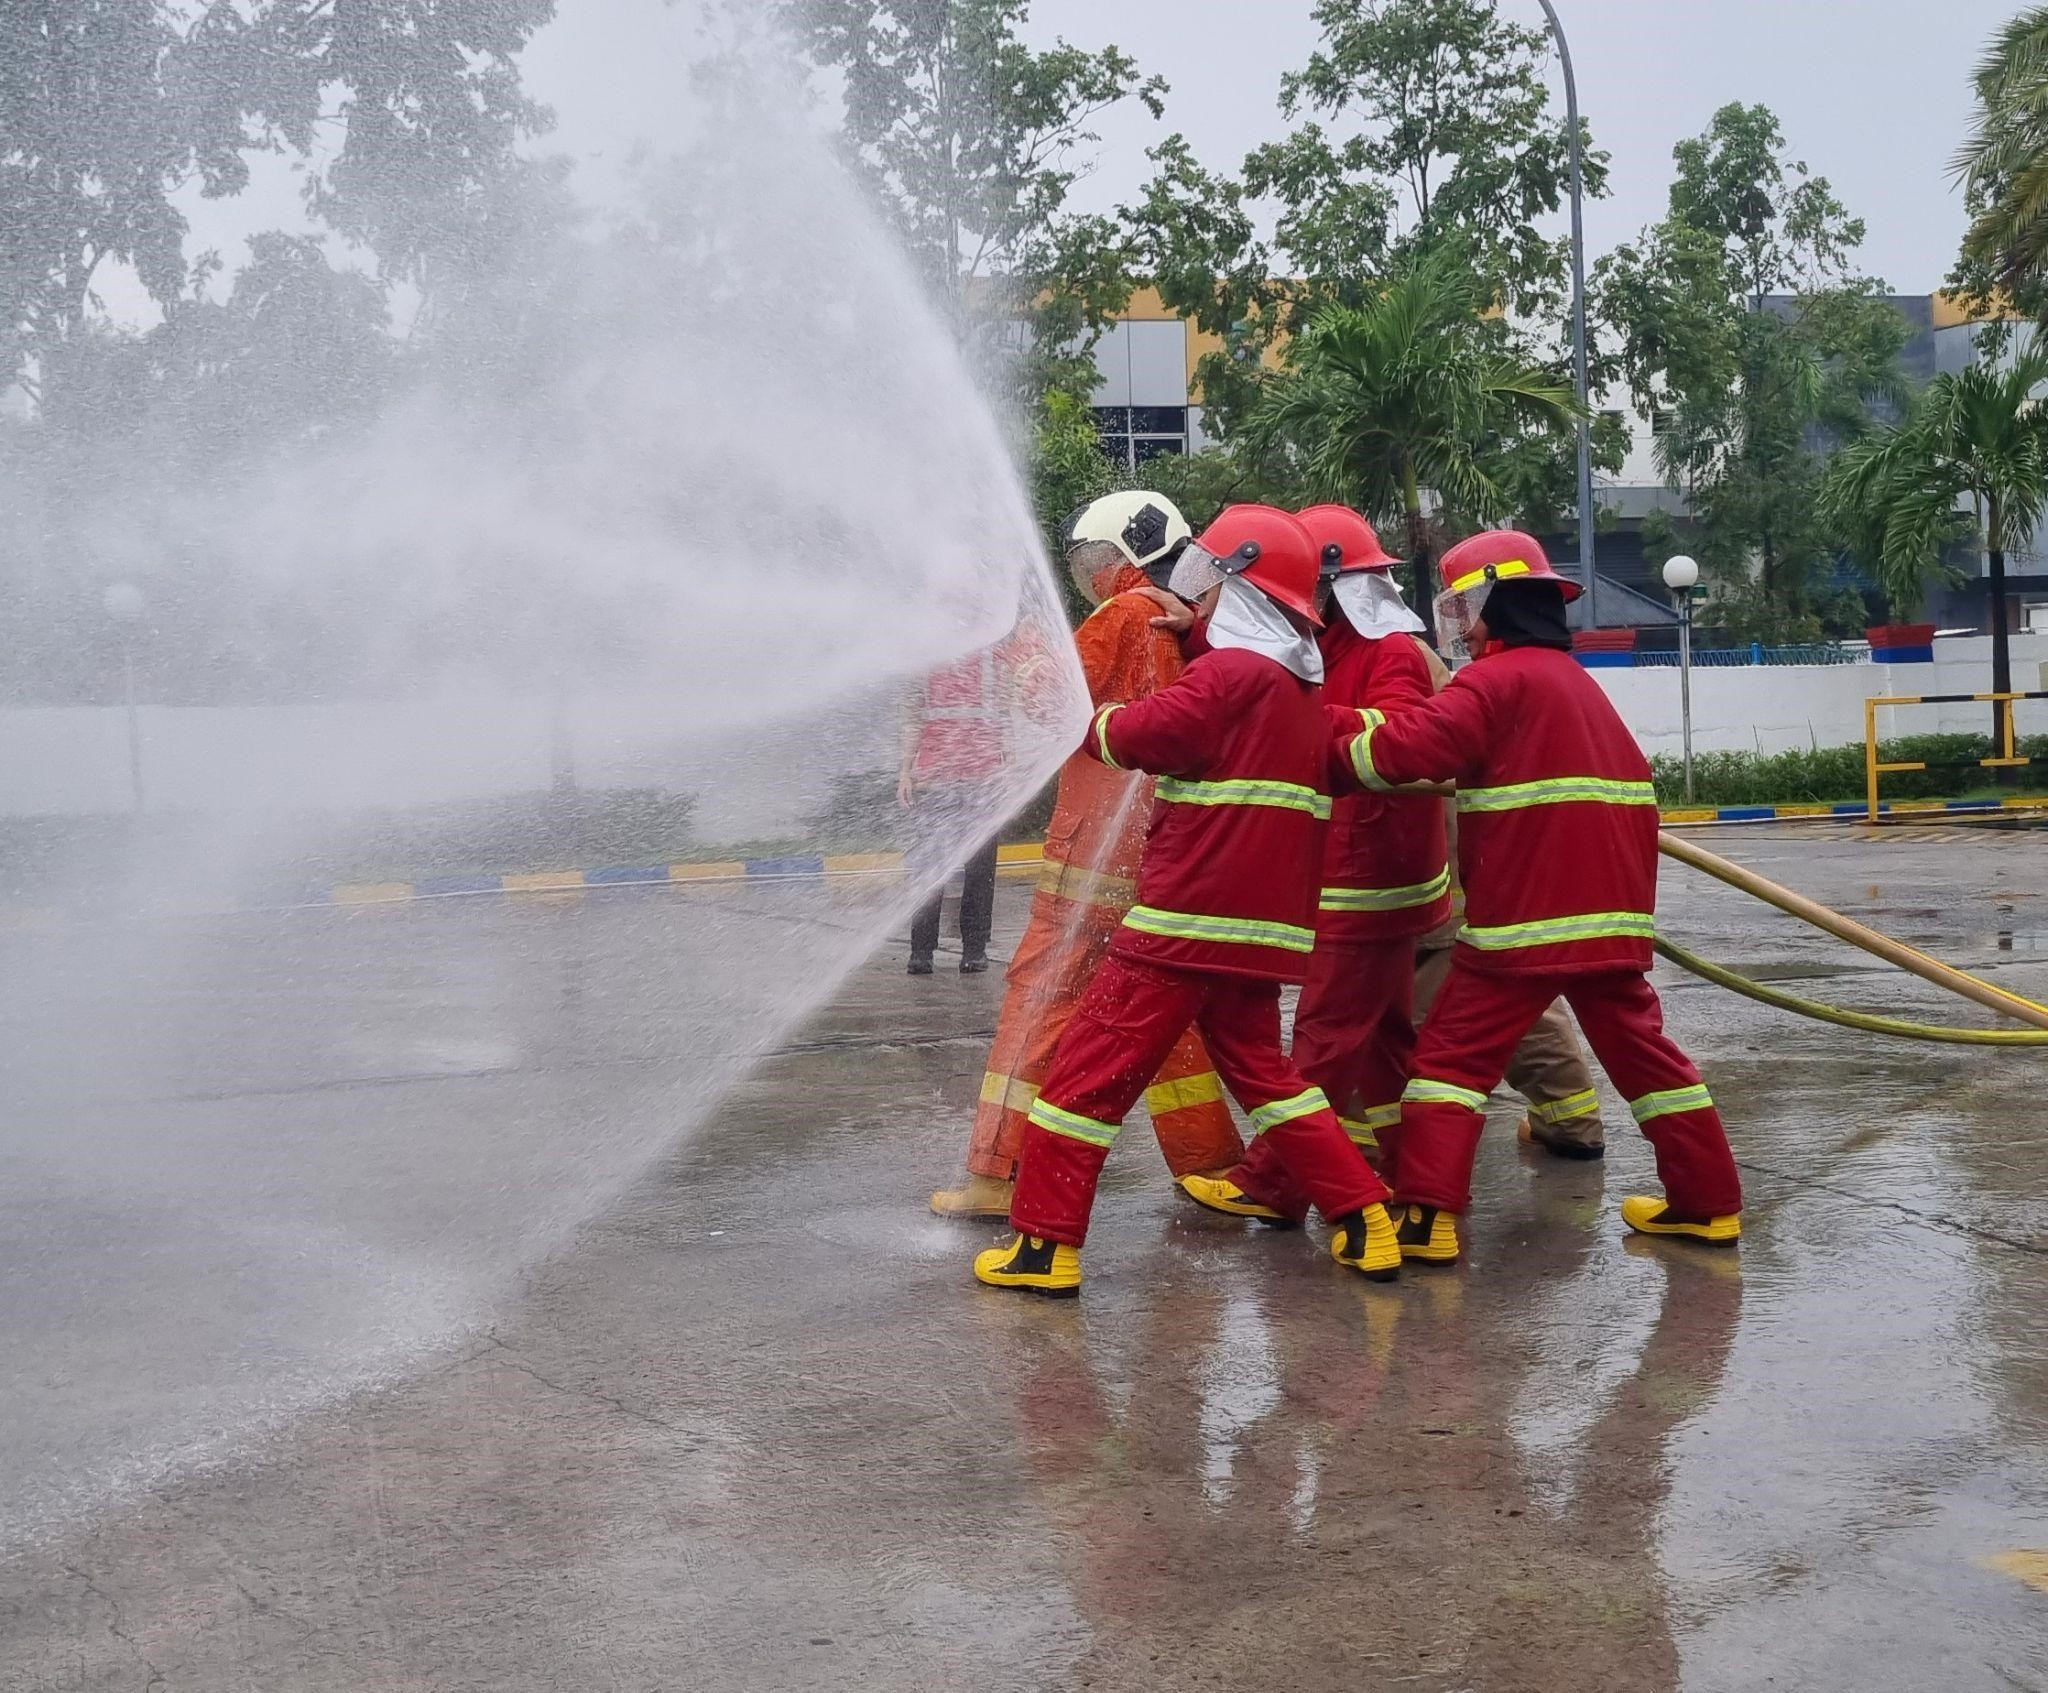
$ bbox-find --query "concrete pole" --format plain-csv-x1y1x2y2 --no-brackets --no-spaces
1536,0,1597,630
1678,593,1695,803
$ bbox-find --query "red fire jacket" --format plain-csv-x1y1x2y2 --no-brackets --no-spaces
1085,645,1331,984
1335,644,1659,976
1316,619,1451,944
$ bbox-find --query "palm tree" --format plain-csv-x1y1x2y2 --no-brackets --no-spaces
1245,245,1582,622
1820,348,2048,739
1955,8,2048,301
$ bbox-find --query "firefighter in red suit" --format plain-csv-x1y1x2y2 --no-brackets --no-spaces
1182,504,1450,1226
1334,530,1743,1265
974,505,1402,1297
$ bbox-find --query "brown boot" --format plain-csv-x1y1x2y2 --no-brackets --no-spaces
930,1174,1015,1218
1518,1113,1606,1161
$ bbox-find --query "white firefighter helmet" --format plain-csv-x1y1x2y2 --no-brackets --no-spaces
1062,490,1193,587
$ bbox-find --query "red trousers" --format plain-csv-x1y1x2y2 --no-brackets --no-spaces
1226,937,1416,1222
1010,955,1389,1247
965,877,1241,1181
1389,957,1742,1218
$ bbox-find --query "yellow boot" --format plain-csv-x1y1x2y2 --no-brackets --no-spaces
1329,1204,1401,1282
930,1174,1015,1219
1391,1202,1461,1264
973,1234,1082,1297
1620,1195,1740,1246
1177,1172,1295,1226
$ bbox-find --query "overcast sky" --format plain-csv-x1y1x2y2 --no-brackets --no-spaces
122,0,2020,321
1019,0,2018,293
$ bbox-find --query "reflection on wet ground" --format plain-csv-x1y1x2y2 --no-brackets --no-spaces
3,827,2046,1690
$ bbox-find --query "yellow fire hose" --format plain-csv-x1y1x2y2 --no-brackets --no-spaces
1654,832,2048,1046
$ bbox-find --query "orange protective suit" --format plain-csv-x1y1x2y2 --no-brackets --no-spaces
963,564,1242,1182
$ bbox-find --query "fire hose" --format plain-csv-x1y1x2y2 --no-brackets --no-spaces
1654,832,2048,1047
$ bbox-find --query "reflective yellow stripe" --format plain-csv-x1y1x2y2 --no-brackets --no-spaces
1347,719,1391,792
1356,707,1386,730
1155,776,1333,820
1448,558,1533,595
1459,911,1655,951
1092,703,1124,769
1319,865,1451,913
980,1070,1041,1114
1123,905,1317,954
1530,1088,1601,1125
1630,1084,1714,1125
1249,1087,1330,1134
1146,1071,1226,1116
1403,1078,1488,1112
1337,1102,1401,1146
1456,777,1657,813
1037,859,1135,908
1028,1097,1121,1148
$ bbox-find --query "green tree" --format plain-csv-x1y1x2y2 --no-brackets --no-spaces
1597,103,1907,640
783,0,1163,402
0,0,556,415
1953,7,2048,316
1821,350,2048,718
1127,0,1604,473
1244,245,1581,618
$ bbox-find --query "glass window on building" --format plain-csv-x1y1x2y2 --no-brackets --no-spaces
1091,405,1188,471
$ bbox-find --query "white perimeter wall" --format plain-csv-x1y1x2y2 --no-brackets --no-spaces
5,633,2047,828
1598,633,2048,760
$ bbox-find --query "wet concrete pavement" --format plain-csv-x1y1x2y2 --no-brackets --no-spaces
4,822,2047,1690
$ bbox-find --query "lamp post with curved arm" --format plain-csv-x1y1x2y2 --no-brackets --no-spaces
1534,0,1597,632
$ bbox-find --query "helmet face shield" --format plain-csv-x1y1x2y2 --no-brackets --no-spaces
1433,583,1490,660
1166,540,1229,602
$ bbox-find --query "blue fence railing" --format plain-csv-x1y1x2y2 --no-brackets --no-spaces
1632,643,1864,668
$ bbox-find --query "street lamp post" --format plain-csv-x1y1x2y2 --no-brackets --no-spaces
101,582,148,815
1662,555,1699,804
1535,0,1597,632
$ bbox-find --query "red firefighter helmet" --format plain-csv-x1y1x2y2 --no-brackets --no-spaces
1296,504,1400,579
1436,529,1583,603
1192,504,1323,626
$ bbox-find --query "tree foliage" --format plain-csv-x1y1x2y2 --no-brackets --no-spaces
1597,103,1906,640
782,0,1164,401
1954,6,2048,315
1245,245,1581,614
1822,350,2048,632
0,0,556,414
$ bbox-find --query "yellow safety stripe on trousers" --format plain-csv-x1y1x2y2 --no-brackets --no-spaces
1319,865,1452,912
1028,1097,1121,1148
1403,1077,1489,1113
1122,905,1318,954
1348,719,1392,792
1092,703,1124,769
1154,775,1333,820
1146,1071,1226,1116
1037,858,1136,908
1338,1102,1402,1144
1456,776,1658,813
1458,910,1657,952
1447,558,1534,595
1629,1084,1715,1125
978,1070,1041,1115
1529,1088,1601,1125
1247,1086,1332,1135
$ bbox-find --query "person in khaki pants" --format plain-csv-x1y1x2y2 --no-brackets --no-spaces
1412,646,1606,1161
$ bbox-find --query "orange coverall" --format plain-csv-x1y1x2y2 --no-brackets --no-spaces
962,564,1242,1182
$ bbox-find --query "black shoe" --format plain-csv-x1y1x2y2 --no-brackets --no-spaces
959,952,990,975
907,956,935,977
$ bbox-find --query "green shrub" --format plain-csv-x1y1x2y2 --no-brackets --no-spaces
1651,734,2048,806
